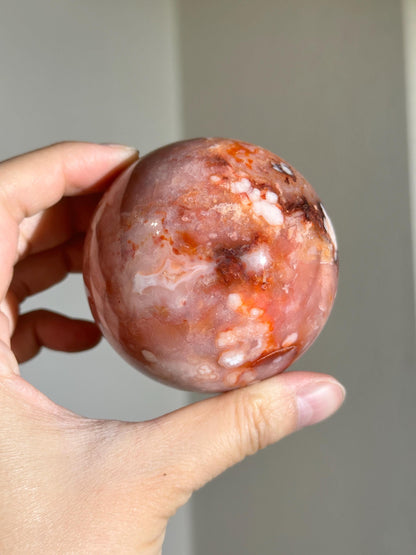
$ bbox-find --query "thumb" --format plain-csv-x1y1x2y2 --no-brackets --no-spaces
159,371,345,494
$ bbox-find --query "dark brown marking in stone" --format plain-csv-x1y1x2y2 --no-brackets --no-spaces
214,235,273,287
215,244,251,285
283,195,326,232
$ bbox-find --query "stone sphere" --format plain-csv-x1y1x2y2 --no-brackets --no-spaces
83,138,338,392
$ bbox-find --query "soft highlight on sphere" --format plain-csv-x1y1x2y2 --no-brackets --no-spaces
83,138,338,392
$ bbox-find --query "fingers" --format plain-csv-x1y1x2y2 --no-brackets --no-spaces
153,372,345,496
11,310,101,363
0,142,138,223
11,235,84,303
0,142,138,299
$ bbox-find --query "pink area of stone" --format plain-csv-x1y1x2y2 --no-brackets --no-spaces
83,138,338,392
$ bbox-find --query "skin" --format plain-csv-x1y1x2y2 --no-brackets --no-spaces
0,142,345,554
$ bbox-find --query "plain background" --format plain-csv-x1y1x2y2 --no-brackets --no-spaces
1,1,415,554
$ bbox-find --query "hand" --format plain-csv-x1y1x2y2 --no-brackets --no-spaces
0,142,345,554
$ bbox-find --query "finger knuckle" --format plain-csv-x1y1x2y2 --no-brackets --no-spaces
234,391,272,456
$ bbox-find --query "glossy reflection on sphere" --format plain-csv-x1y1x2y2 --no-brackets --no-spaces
83,138,338,392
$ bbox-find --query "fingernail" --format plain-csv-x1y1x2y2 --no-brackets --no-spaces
295,380,346,429
101,143,139,161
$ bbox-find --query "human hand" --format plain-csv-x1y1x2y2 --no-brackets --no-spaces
0,142,346,554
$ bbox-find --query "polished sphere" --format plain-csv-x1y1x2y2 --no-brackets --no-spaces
83,138,338,392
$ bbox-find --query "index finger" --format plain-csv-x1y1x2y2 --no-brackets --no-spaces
0,142,138,222
0,142,138,298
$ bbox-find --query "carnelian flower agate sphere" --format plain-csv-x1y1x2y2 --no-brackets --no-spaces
83,138,338,392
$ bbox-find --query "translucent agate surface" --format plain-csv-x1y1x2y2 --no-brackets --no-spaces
83,138,338,392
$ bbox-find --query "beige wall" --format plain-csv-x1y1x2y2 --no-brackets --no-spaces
177,0,416,553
